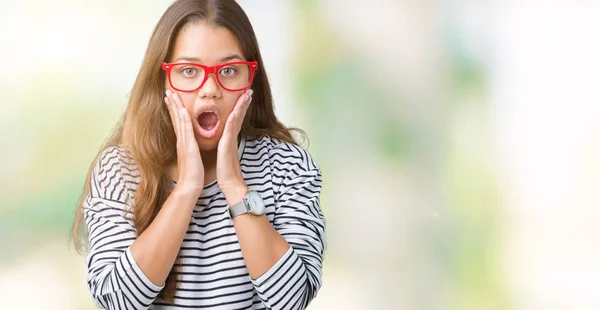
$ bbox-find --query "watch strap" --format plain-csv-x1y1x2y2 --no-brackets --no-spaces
229,198,248,218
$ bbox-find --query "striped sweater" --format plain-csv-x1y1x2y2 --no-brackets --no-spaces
83,135,326,309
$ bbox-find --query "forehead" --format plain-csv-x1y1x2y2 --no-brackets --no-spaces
169,22,244,64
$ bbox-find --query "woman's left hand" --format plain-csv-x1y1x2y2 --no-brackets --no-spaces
217,89,253,204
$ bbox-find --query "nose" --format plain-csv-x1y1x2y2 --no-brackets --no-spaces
198,73,221,99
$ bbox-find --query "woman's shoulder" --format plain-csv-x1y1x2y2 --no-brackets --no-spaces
92,145,140,201
245,135,320,175
95,145,138,173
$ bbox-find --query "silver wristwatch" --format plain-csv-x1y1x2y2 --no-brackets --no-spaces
229,191,266,218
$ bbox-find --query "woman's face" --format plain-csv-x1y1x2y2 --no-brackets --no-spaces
166,21,248,151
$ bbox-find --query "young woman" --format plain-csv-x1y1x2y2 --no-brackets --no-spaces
71,0,326,309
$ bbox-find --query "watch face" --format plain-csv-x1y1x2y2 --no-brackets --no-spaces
246,191,265,215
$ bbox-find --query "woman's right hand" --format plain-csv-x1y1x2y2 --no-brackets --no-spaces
164,90,205,197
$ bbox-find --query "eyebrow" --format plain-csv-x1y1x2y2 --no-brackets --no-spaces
173,54,244,63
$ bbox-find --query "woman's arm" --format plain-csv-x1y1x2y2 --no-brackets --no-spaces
215,88,325,309
129,186,198,285
223,168,326,310
223,186,291,279
84,147,198,310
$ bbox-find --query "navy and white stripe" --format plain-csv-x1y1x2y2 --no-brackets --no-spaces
83,135,326,309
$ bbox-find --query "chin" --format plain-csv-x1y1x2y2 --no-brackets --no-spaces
194,131,222,151
196,138,219,151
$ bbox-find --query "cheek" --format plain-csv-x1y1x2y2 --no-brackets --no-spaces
221,93,242,117
175,92,196,112
163,79,188,102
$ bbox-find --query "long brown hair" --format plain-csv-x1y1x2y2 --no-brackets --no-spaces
72,0,302,303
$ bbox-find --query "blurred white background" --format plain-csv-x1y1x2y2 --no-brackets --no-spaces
0,0,599,309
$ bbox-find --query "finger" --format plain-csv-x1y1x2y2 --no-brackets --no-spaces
165,95,176,124
180,106,195,145
165,94,179,139
178,108,187,144
171,92,190,140
239,92,252,125
225,91,250,132
170,99,183,141
233,91,252,133
229,90,249,116
171,91,185,110
169,90,189,140
225,110,237,134
237,89,252,112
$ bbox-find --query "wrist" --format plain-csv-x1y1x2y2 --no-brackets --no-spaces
172,184,202,200
221,182,249,206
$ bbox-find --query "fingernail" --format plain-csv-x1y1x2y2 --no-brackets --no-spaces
248,89,254,96
165,89,171,96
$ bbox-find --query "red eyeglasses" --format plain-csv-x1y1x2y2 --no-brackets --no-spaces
162,61,258,92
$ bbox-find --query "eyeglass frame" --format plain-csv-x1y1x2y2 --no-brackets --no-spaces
161,60,258,92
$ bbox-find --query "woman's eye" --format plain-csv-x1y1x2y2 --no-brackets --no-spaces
182,67,197,77
220,67,236,77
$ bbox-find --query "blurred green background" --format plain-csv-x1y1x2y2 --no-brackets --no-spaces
1,1,600,309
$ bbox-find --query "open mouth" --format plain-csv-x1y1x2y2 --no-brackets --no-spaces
195,110,219,138
198,111,218,131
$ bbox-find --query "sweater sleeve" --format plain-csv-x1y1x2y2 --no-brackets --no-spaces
83,147,164,310
251,168,326,310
